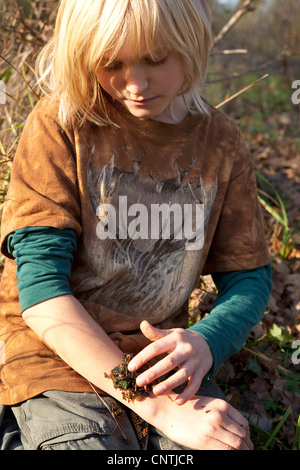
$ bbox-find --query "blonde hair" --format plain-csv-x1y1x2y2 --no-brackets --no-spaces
37,0,212,127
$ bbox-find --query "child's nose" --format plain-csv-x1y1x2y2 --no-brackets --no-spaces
125,66,148,95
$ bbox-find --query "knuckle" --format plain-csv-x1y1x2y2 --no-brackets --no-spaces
174,328,185,340
151,343,161,356
206,421,217,436
217,399,230,411
201,435,211,449
221,443,234,451
213,409,224,423
166,355,176,370
178,366,189,380
233,436,244,449
184,341,194,355
242,419,250,430
145,370,156,383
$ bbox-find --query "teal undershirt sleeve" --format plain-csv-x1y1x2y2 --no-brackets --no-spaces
188,263,272,375
7,227,77,313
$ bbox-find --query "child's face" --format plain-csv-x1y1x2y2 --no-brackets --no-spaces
95,43,187,124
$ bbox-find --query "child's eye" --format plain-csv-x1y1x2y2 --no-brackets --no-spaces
101,55,168,72
102,62,123,72
145,56,168,67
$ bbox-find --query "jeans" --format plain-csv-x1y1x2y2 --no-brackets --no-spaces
1,378,226,450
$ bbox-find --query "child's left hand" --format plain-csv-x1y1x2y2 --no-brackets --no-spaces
128,320,213,405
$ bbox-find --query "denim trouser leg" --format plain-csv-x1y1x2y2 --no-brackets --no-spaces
0,405,24,450
11,391,141,450
8,378,226,450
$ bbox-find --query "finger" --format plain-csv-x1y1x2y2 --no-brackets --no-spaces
154,372,202,401
140,320,171,342
218,428,253,450
223,421,253,450
197,399,253,450
207,420,253,451
151,364,190,393
220,412,253,450
174,373,203,405
205,436,245,451
136,352,181,387
227,406,250,429
128,331,173,372
189,397,253,450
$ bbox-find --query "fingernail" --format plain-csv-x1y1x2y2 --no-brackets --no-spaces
175,397,184,406
128,361,136,372
136,376,145,387
153,385,164,395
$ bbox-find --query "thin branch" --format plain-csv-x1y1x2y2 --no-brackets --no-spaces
206,59,275,84
213,0,257,48
211,49,248,56
13,0,44,44
0,54,40,100
216,73,269,109
207,47,299,85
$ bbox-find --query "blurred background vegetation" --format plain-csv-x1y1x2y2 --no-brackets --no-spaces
0,0,300,450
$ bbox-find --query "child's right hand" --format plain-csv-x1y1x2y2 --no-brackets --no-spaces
154,393,253,450
128,320,213,404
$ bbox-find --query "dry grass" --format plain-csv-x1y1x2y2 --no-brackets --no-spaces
0,1,58,207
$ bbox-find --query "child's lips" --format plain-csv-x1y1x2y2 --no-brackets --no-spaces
126,97,157,105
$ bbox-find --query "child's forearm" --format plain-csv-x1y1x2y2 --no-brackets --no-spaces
22,295,168,424
22,295,252,450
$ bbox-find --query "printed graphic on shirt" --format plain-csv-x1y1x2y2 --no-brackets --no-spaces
85,144,217,320
88,144,217,247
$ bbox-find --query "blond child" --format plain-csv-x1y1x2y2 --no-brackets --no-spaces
0,0,271,450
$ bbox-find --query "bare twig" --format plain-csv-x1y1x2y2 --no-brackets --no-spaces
213,0,257,48
243,346,290,374
13,0,44,44
88,381,130,443
0,54,40,100
216,73,269,109
211,49,248,56
206,58,276,84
